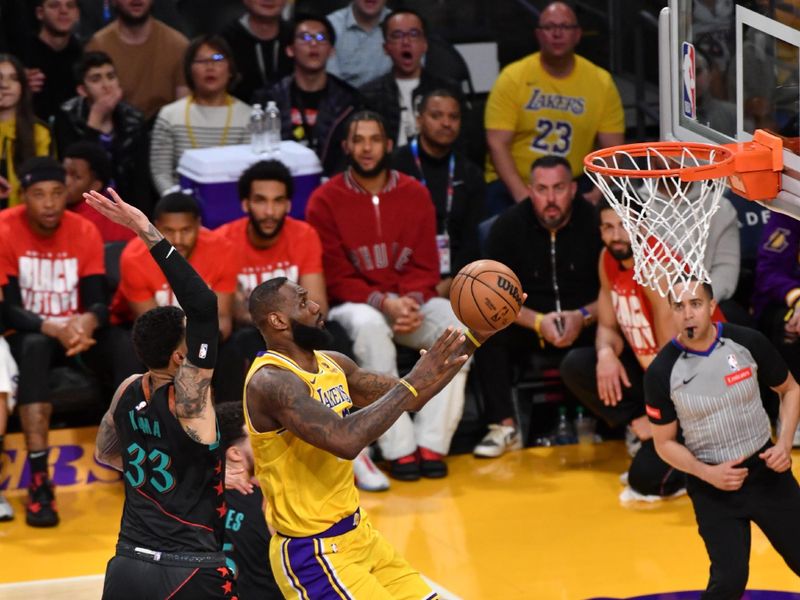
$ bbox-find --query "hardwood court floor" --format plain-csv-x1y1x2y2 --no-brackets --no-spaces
1,432,800,600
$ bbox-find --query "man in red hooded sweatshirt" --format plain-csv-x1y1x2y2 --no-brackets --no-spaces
306,110,469,481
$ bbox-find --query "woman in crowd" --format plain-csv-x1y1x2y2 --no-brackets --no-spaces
0,54,51,207
150,35,252,195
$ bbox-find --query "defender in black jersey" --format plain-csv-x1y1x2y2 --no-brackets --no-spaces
217,401,282,600
87,189,236,600
646,281,800,599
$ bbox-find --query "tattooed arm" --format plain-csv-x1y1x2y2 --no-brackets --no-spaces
86,188,220,444
247,328,470,459
324,327,488,409
174,363,216,443
95,374,142,470
322,352,398,407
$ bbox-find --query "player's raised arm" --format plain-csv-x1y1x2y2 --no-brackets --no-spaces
85,189,219,443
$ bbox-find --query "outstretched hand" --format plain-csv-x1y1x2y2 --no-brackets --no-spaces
83,188,152,236
404,327,468,410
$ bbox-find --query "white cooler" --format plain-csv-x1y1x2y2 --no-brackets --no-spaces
177,141,322,229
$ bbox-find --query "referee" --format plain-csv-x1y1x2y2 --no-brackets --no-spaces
645,280,800,599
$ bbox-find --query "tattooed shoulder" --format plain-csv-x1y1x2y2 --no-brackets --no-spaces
183,425,202,443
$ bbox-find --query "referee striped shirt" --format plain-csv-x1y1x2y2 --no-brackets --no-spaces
150,96,252,194
645,323,788,465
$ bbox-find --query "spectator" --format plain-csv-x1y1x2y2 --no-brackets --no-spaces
254,13,360,176
0,157,139,527
752,211,800,444
219,0,293,104
484,1,624,214
62,141,135,242
86,0,189,121
213,159,327,399
359,9,459,148
216,401,283,600
150,34,251,195
54,51,150,214
0,54,51,208
214,159,385,491
18,0,83,123
560,199,704,498
306,111,470,481
393,88,485,298
326,0,391,88
0,288,18,522
471,155,600,458
110,191,236,343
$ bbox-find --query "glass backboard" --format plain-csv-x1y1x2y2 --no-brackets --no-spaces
662,0,800,217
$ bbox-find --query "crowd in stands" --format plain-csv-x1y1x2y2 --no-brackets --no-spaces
0,0,797,557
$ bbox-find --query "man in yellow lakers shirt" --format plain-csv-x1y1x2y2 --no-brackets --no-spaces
237,276,502,599
484,1,625,214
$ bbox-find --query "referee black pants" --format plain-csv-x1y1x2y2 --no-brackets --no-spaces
688,445,800,599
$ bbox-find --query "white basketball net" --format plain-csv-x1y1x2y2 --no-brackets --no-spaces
585,146,729,300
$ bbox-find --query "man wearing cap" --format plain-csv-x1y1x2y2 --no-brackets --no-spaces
0,157,139,527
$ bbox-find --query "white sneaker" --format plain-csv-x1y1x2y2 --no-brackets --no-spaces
353,449,389,492
625,425,642,458
0,491,14,521
473,424,522,458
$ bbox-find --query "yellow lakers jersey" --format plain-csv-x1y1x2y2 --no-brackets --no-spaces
484,52,624,181
243,350,360,537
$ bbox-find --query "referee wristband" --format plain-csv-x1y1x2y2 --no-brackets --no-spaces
398,378,418,398
465,329,481,348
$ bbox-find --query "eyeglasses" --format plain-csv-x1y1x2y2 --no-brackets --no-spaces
537,24,579,33
387,28,424,42
295,32,330,44
193,53,226,65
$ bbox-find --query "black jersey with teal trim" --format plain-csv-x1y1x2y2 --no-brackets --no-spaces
223,487,282,599
113,375,226,552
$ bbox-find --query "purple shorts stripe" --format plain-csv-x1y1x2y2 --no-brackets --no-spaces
281,538,310,600
285,537,349,599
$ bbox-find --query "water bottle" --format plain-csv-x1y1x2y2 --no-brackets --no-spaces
553,406,576,445
265,101,281,156
249,103,267,154
574,406,595,446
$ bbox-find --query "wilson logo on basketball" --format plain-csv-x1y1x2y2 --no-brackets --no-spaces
497,276,523,306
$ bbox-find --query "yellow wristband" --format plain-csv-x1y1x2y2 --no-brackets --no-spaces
533,312,544,334
465,329,482,348
398,378,418,398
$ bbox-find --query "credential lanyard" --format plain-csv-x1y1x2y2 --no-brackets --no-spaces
410,137,455,219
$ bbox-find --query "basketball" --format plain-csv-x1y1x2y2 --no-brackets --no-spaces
449,260,524,333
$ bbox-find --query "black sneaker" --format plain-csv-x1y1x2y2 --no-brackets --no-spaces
419,447,448,479
26,473,59,527
389,453,421,481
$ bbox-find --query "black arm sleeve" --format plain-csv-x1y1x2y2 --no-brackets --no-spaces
644,348,680,425
2,279,44,332
79,274,109,328
149,238,219,369
722,323,789,388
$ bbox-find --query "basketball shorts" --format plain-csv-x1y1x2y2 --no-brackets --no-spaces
102,545,236,600
271,510,438,600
